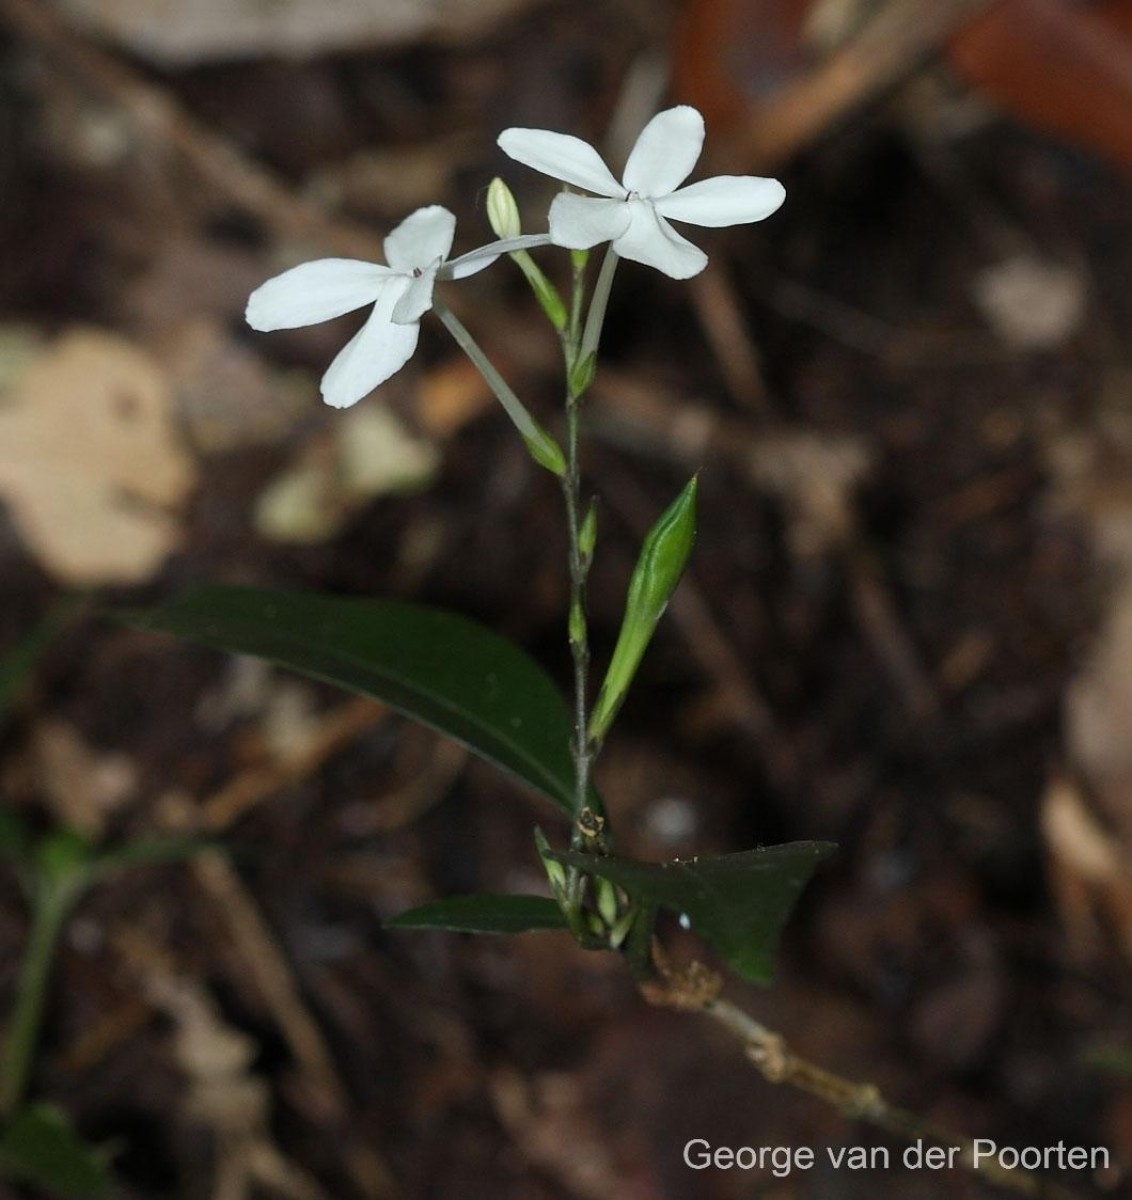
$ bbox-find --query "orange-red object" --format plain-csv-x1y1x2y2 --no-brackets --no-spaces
674,0,1132,173
948,0,1132,174
673,0,813,143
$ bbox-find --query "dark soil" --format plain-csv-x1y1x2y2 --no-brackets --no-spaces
1,2,1130,1198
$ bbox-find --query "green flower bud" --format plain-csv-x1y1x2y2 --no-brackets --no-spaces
568,351,596,399
568,597,586,649
524,424,567,477
579,499,597,568
595,876,618,927
518,256,568,332
588,475,698,745
486,177,521,240
534,827,567,896
609,910,635,950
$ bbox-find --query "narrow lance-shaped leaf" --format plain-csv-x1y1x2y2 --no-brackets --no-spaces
588,476,697,745
118,586,594,816
550,841,836,984
387,893,569,935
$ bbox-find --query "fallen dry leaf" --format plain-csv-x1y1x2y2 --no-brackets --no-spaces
0,327,196,584
416,357,494,440
147,973,328,1200
255,404,438,544
746,429,875,557
1041,776,1132,961
33,719,138,838
971,254,1087,350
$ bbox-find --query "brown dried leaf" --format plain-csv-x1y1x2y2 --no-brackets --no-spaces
1041,776,1132,961
0,328,196,584
254,405,438,544
972,255,1086,349
33,719,138,838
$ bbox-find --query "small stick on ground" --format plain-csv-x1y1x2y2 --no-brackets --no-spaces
643,954,1085,1200
731,0,994,170
687,262,772,416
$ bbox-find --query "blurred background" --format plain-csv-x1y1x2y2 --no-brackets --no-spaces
2,0,1132,1195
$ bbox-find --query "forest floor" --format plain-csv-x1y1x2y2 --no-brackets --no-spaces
2,1,1132,1197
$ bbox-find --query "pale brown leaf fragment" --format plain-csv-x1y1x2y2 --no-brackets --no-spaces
0,327,196,584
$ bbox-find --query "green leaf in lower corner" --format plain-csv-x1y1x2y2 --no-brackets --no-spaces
387,894,569,934
550,842,836,984
0,1104,114,1199
118,586,591,816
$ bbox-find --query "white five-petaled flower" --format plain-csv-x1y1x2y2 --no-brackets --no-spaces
498,106,785,280
246,205,546,410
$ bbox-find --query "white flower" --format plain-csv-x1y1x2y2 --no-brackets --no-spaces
498,106,785,280
247,205,546,409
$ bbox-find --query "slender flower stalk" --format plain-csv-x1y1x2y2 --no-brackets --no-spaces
433,300,565,476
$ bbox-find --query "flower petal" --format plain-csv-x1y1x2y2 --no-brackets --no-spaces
383,206,456,274
656,175,786,227
548,193,632,250
320,281,419,409
498,128,623,197
622,106,704,197
245,259,390,331
443,233,553,280
612,202,707,279
391,261,440,325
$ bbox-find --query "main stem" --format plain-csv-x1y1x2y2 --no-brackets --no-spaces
563,391,591,842
561,246,618,850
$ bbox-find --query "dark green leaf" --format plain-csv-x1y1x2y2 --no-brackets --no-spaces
0,1104,113,1199
550,842,836,984
387,893,569,934
118,586,589,815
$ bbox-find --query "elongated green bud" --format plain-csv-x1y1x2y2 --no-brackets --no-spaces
568,351,596,399
486,177,522,240
579,499,597,567
534,828,567,896
588,476,698,745
609,909,635,950
568,597,585,649
486,178,567,331
524,424,567,477
595,877,618,927
517,254,568,332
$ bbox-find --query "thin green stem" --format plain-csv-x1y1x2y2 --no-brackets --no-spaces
562,398,591,835
0,877,79,1116
434,300,564,476
559,252,615,910
579,246,619,368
